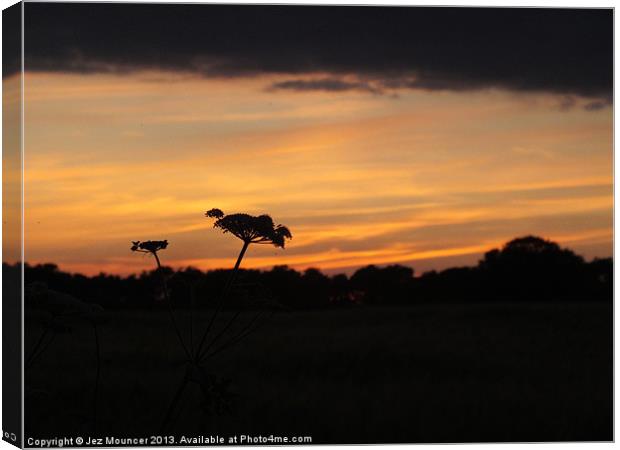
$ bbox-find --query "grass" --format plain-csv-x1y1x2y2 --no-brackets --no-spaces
25,302,612,443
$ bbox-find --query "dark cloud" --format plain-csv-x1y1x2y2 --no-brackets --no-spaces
558,96,578,111
269,77,384,94
13,3,613,102
583,99,612,111
2,3,21,78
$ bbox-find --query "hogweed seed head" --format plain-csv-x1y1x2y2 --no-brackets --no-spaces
206,208,225,219
205,208,292,248
131,240,169,254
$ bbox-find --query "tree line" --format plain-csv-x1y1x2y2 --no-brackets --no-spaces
9,236,612,310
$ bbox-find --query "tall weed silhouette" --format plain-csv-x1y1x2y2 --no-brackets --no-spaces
25,283,105,432
131,209,291,432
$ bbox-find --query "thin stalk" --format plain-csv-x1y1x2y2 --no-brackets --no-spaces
202,309,272,362
25,326,50,369
197,308,243,362
153,252,192,361
27,332,56,369
189,284,196,357
92,323,101,434
159,374,189,434
194,240,249,360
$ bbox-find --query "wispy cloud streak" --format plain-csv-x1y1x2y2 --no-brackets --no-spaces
21,72,613,275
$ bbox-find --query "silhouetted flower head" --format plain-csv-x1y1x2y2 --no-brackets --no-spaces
205,208,292,248
131,240,169,254
206,208,224,219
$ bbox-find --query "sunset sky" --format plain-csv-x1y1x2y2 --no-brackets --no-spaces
5,4,613,276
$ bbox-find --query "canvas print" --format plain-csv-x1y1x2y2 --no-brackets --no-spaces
2,2,613,447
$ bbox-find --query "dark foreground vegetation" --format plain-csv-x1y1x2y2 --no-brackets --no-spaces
18,235,612,442
25,304,612,442
12,236,613,310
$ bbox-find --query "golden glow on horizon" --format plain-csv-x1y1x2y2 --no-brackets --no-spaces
17,71,613,275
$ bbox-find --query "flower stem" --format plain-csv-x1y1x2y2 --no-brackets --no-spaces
25,326,51,369
153,252,192,361
159,373,189,434
194,240,249,361
197,308,242,361
201,308,271,362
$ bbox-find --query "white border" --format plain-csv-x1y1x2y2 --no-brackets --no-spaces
0,1,616,450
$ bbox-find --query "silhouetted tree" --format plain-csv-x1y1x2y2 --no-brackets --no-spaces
415,267,482,303
300,268,331,307
479,235,586,301
585,257,613,299
330,273,354,306
17,235,612,309
350,264,414,305
262,265,302,307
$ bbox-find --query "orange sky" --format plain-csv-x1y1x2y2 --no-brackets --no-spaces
7,70,613,275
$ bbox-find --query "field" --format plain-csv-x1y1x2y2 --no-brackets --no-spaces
25,303,612,443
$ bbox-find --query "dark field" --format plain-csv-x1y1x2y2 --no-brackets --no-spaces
25,303,612,443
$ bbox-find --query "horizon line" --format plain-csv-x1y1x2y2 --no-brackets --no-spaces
7,251,614,279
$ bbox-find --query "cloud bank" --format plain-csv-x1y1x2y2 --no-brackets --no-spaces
14,4,613,102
